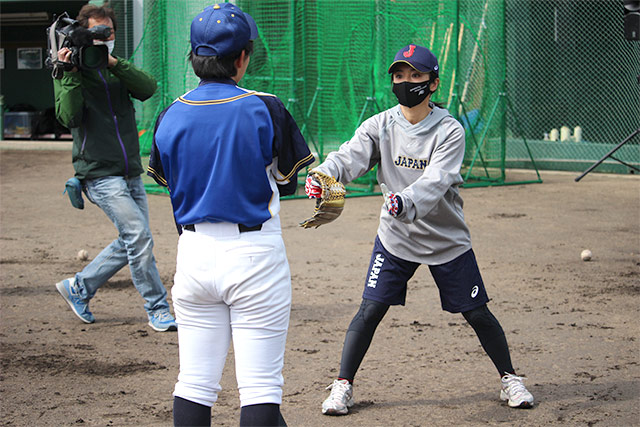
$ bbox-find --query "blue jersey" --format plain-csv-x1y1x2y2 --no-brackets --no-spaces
148,78,314,227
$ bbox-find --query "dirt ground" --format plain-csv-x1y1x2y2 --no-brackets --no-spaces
1,148,638,426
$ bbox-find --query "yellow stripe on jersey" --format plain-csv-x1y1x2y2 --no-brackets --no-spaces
177,90,278,106
275,153,315,183
178,91,258,105
147,166,168,187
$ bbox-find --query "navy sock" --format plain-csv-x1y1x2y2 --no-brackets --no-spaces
239,403,286,426
173,396,211,427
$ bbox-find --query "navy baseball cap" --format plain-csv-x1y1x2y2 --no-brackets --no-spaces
191,3,259,57
388,44,439,75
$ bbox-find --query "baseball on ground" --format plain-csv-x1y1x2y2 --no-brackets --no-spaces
77,249,89,261
581,249,592,261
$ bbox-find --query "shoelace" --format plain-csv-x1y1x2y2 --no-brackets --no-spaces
153,311,172,321
327,381,350,401
504,374,527,395
69,282,86,302
69,281,80,294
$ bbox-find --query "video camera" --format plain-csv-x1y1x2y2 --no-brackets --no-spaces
45,12,112,79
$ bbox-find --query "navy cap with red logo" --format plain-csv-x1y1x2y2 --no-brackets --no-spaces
191,3,259,57
388,44,439,75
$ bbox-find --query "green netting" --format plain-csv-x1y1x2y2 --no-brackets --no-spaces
505,0,640,175
236,0,521,188
109,0,638,195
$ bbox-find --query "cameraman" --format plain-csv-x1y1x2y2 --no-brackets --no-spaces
53,4,176,332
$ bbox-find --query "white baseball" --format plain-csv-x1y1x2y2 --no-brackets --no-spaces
581,249,592,261
77,249,89,261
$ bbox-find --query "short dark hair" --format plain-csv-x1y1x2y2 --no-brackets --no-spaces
189,41,254,79
77,4,117,32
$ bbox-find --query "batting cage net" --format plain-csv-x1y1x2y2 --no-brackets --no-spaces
107,0,638,194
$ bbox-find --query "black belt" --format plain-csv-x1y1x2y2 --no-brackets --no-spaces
183,223,262,233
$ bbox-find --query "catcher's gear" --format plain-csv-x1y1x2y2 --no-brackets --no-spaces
380,182,403,217
299,171,346,228
305,174,322,198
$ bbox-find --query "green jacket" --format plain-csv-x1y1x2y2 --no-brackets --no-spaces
53,57,157,180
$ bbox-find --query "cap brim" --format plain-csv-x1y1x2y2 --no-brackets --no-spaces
388,60,429,74
245,13,259,40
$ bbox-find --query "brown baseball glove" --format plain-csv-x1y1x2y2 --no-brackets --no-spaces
299,171,346,229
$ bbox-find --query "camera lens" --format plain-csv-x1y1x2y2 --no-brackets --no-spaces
81,45,107,69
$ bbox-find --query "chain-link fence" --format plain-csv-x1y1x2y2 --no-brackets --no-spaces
506,0,640,175
103,0,638,194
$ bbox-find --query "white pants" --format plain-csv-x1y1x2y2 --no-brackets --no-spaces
171,221,291,407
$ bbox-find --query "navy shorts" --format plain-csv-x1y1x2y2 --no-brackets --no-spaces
362,236,489,313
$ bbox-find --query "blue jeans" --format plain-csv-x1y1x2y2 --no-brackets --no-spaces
75,175,169,315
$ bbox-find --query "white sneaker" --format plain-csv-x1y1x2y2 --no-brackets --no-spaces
322,379,354,415
500,373,534,408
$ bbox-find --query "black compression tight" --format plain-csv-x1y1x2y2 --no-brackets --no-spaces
462,304,515,376
338,299,390,382
337,300,515,382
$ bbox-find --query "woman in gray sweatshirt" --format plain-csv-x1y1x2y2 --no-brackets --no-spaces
307,44,534,417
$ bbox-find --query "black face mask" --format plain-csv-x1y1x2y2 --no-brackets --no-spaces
392,80,432,108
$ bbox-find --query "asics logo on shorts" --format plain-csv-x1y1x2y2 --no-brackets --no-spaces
367,253,385,288
471,285,479,298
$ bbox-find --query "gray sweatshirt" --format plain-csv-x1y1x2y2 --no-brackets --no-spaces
314,103,472,265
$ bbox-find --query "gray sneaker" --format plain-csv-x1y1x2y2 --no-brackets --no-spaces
501,373,534,408
56,277,94,323
322,379,354,415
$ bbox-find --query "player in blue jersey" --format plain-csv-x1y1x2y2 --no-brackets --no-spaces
148,4,314,426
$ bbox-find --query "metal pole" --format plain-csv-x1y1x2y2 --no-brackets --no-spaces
575,129,640,182
124,0,129,59
500,0,506,182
